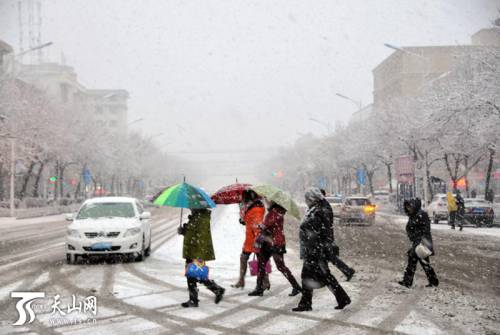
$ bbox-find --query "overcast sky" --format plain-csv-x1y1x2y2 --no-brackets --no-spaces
0,0,498,179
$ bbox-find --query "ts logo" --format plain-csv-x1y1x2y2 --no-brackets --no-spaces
11,292,45,326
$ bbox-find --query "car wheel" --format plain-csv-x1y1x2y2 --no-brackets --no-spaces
144,235,151,257
135,235,145,262
432,213,438,224
66,253,76,265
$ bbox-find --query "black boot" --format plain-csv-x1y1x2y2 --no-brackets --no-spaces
293,288,312,312
248,274,265,296
398,280,411,288
248,288,264,296
183,278,199,307
289,287,302,297
215,287,225,304
204,280,225,304
181,300,199,308
346,269,355,282
292,305,312,312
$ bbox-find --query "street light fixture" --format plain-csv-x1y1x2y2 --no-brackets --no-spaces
308,117,332,134
128,118,144,126
335,92,362,110
16,42,53,57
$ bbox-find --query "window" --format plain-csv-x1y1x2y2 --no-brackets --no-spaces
95,106,103,114
109,120,118,127
77,202,135,219
346,198,370,206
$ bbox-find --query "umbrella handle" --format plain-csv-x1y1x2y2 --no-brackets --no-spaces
179,207,184,228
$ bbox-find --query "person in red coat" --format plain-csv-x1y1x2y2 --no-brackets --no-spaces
231,190,270,289
248,201,302,297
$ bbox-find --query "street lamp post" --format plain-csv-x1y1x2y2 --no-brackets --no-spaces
384,42,431,205
9,137,15,217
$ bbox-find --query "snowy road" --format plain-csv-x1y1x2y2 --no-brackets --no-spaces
1,206,499,334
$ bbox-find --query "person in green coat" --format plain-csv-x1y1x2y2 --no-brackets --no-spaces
178,208,225,308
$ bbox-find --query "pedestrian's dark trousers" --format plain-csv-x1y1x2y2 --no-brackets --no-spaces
403,249,439,286
256,246,300,291
449,210,459,228
329,255,354,277
187,277,223,303
298,260,350,308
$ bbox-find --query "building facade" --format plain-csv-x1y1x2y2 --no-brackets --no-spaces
372,26,499,113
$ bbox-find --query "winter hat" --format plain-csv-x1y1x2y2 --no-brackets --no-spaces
305,187,324,206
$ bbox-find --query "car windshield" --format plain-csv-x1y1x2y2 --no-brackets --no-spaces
327,198,342,204
346,198,370,206
465,199,489,207
77,202,135,219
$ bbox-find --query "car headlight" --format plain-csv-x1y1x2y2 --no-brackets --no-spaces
67,229,81,238
124,227,141,237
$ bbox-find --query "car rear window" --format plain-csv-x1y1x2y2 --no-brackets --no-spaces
346,198,370,206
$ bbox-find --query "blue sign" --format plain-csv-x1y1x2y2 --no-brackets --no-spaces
318,176,327,189
356,168,366,185
83,169,92,185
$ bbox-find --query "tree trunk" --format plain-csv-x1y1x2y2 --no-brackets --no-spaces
54,160,60,200
463,156,470,197
0,162,4,200
484,148,495,200
426,163,434,200
20,161,35,200
385,162,393,193
32,161,45,198
367,170,375,195
443,153,460,190
59,164,66,199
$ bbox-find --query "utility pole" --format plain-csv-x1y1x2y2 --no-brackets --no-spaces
9,138,15,217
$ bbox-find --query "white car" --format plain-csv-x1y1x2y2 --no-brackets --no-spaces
427,193,449,224
65,197,152,264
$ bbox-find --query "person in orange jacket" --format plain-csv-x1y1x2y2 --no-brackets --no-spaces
232,189,270,289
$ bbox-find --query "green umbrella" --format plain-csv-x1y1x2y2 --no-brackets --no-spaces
153,178,216,227
251,184,301,219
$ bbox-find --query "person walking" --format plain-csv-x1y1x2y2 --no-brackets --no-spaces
447,191,458,230
319,189,355,281
455,190,465,231
293,188,351,312
399,199,439,288
232,189,270,290
486,189,495,203
248,201,302,297
178,208,225,307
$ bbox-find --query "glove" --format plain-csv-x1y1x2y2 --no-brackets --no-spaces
239,218,246,226
177,224,187,235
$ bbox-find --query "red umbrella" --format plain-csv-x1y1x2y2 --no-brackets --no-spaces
211,183,252,204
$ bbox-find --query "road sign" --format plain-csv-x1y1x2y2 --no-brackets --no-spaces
83,169,92,185
356,168,366,185
395,155,414,184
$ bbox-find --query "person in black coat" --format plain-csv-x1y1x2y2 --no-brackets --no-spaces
319,189,355,280
454,190,465,231
293,188,351,312
399,198,439,288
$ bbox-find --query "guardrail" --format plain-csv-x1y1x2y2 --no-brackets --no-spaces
0,204,81,219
